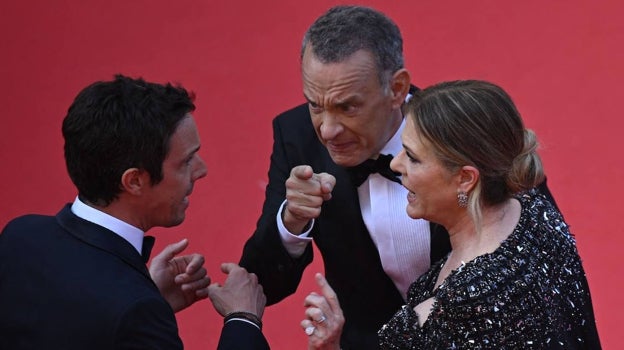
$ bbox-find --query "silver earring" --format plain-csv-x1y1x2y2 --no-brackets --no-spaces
457,191,468,208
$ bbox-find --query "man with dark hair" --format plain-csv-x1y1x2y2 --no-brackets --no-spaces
0,75,269,350
240,6,554,349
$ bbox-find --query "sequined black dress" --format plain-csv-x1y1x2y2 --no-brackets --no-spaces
378,190,601,349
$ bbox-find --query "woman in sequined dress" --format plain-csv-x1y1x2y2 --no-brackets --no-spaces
301,80,601,349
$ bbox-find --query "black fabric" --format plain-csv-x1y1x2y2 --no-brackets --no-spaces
217,321,270,350
346,154,401,187
239,98,446,350
142,235,155,263
378,190,601,348
0,205,269,350
240,88,558,349
0,205,183,350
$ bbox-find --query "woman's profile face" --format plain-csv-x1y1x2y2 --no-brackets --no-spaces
390,116,460,225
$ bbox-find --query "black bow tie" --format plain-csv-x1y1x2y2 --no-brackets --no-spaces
141,236,155,263
346,154,401,187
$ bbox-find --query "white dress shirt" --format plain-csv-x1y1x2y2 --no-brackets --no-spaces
70,196,145,254
277,119,431,300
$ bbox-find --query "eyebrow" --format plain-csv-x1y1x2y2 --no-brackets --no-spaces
302,94,359,107
190,145,201,155
183,145,201,161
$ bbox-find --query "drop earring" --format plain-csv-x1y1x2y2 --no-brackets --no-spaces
457,191,468,208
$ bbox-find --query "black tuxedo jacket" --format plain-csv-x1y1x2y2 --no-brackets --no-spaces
240,103,451,349
240,101,558,349
0,205,269,350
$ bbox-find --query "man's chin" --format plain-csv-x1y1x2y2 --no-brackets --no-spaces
329,153,364,168
164,214,185,228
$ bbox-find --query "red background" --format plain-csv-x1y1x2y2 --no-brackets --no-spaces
1,0,621,348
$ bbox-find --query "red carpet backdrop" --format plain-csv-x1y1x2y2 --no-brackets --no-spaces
1,0,621,348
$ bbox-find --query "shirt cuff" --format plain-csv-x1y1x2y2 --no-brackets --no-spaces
224,317,261,330
276,200,313,257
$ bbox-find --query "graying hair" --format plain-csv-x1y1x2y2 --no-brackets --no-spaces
301,5,404,88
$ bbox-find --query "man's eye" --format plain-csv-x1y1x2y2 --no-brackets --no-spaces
338,103,357,114
308,102,322,113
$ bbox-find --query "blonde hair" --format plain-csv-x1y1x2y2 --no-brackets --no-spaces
405,80,544,229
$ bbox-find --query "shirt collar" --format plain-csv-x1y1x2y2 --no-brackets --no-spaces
379,117,405,157
70,196,144,254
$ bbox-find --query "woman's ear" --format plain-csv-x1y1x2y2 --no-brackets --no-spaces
120,168,147,195
458,165,479,193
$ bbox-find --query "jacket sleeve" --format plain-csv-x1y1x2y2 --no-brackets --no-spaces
114,296,183,350
239,107,314,305
217,321,270,350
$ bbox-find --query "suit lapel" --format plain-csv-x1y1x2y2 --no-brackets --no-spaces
55,204,153,280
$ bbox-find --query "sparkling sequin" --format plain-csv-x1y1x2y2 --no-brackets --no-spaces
378,190,601,349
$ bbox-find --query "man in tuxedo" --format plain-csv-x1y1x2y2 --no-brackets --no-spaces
0,75,269,350
240,6,555,350
240,6,448,349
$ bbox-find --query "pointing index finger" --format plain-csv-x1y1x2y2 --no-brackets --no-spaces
315,173,336,194
291,165,314,180
315,273,340,313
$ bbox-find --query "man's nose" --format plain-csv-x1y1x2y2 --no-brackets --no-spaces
319,113,344,140
194,155,208,180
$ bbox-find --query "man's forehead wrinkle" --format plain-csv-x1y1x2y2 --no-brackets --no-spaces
304,80,364,107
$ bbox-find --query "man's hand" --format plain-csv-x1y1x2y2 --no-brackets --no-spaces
207,263,266,318
283,165,336,233
149,238,210,313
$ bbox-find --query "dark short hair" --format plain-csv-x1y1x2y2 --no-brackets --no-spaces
62,74,196,206
301,5,404,86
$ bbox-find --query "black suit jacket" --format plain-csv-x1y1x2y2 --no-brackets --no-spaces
0,205,269,350
240,101,558,349
240,103,451,349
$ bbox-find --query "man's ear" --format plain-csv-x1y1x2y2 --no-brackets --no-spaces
458,165,480,193
390,68,411,109
120,168,147,195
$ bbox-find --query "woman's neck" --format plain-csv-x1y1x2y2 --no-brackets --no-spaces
436,198,521,288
